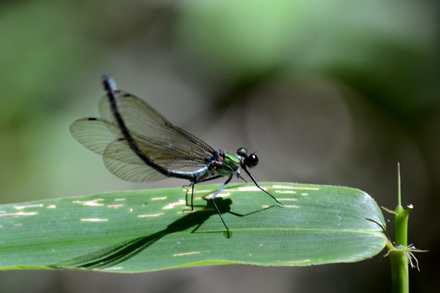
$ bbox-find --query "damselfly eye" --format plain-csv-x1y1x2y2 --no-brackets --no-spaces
245,154,259,168
237,147,247,157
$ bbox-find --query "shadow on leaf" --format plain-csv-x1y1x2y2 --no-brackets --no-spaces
53,195,274,270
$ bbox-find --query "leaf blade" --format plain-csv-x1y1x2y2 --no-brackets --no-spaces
0,183,387,272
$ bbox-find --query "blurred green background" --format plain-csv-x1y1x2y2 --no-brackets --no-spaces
0,0,438,292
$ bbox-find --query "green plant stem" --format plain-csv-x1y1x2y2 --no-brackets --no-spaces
389,244,409,293
388,204,411,293
395,205,410,247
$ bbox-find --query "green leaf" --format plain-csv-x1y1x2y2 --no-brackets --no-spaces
0,183,387,272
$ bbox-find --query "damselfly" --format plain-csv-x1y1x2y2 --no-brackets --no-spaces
70,75,283,237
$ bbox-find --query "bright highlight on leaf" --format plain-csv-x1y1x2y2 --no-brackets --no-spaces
0,183,387,273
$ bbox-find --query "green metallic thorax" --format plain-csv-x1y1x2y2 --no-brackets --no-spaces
217,152,240,175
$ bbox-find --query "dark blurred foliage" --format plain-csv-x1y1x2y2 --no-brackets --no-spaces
0,0,438,292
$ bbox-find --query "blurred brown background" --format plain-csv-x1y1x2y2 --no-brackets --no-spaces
0,0,438,292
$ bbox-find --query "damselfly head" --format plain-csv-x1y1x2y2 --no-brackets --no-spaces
245,154,259,168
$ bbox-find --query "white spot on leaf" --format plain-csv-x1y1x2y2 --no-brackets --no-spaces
173,251,200,257
73,199,105,207
273,185,319,191
284,205,300,209
14,204,44,210
163,200,186,210
107,204,125,209
80,218,108,222
277,198,297,201
205,192,231,199
275,190,297,194
151,196,167,201
0,212,38,218
103,267,123,271
238,186,261,192
138,213,164,218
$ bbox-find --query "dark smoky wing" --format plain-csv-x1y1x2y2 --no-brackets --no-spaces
70,101,215,181
99,91,216,158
